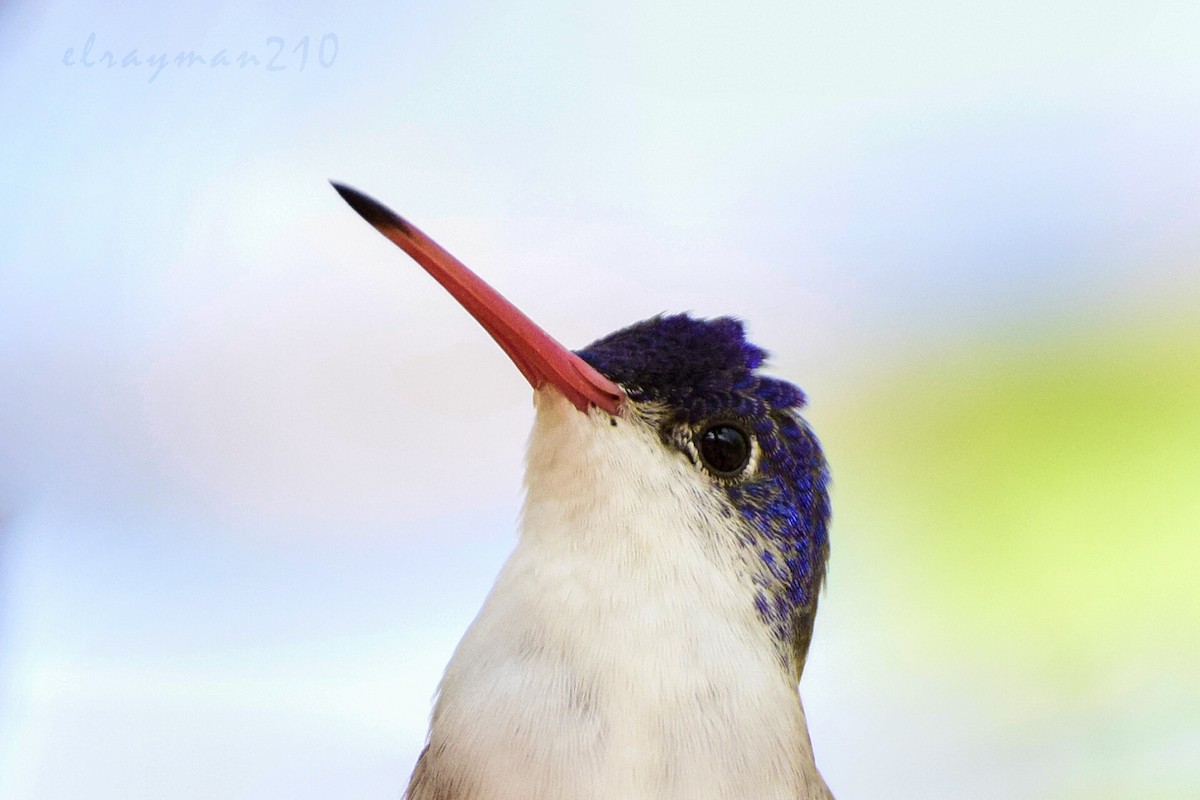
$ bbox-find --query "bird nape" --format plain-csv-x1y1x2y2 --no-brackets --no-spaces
333,182,834,800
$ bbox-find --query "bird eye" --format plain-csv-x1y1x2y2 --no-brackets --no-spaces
697,423,751,477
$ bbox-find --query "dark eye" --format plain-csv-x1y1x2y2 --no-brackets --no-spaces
697,423,751,477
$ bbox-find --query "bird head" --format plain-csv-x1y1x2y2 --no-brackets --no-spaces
576,314,830,674
333,183,830,678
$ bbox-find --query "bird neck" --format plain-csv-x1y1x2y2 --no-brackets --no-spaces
414,392,832,799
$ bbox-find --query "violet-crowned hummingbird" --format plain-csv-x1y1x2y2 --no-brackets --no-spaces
332,182,834,800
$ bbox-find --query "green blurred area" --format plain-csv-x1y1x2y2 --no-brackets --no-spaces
813,304,1200,794
828,307,1200,690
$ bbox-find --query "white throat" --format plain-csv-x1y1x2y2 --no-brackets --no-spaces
406,390,832,800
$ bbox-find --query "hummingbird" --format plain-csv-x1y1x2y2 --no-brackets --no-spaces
332,183,834,800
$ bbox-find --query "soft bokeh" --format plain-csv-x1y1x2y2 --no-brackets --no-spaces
2,2,1197,798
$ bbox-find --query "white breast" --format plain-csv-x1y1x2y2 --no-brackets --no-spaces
408,390,831,800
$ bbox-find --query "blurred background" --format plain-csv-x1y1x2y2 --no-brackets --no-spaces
2,2,1198,798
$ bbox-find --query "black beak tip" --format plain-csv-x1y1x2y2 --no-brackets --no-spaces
329,180,412,236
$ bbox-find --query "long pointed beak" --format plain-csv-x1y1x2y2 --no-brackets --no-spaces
331,182,625,415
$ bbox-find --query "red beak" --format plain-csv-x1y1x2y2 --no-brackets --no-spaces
332,182,625,415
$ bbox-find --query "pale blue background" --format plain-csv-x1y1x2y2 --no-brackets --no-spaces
2,3,1198,798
